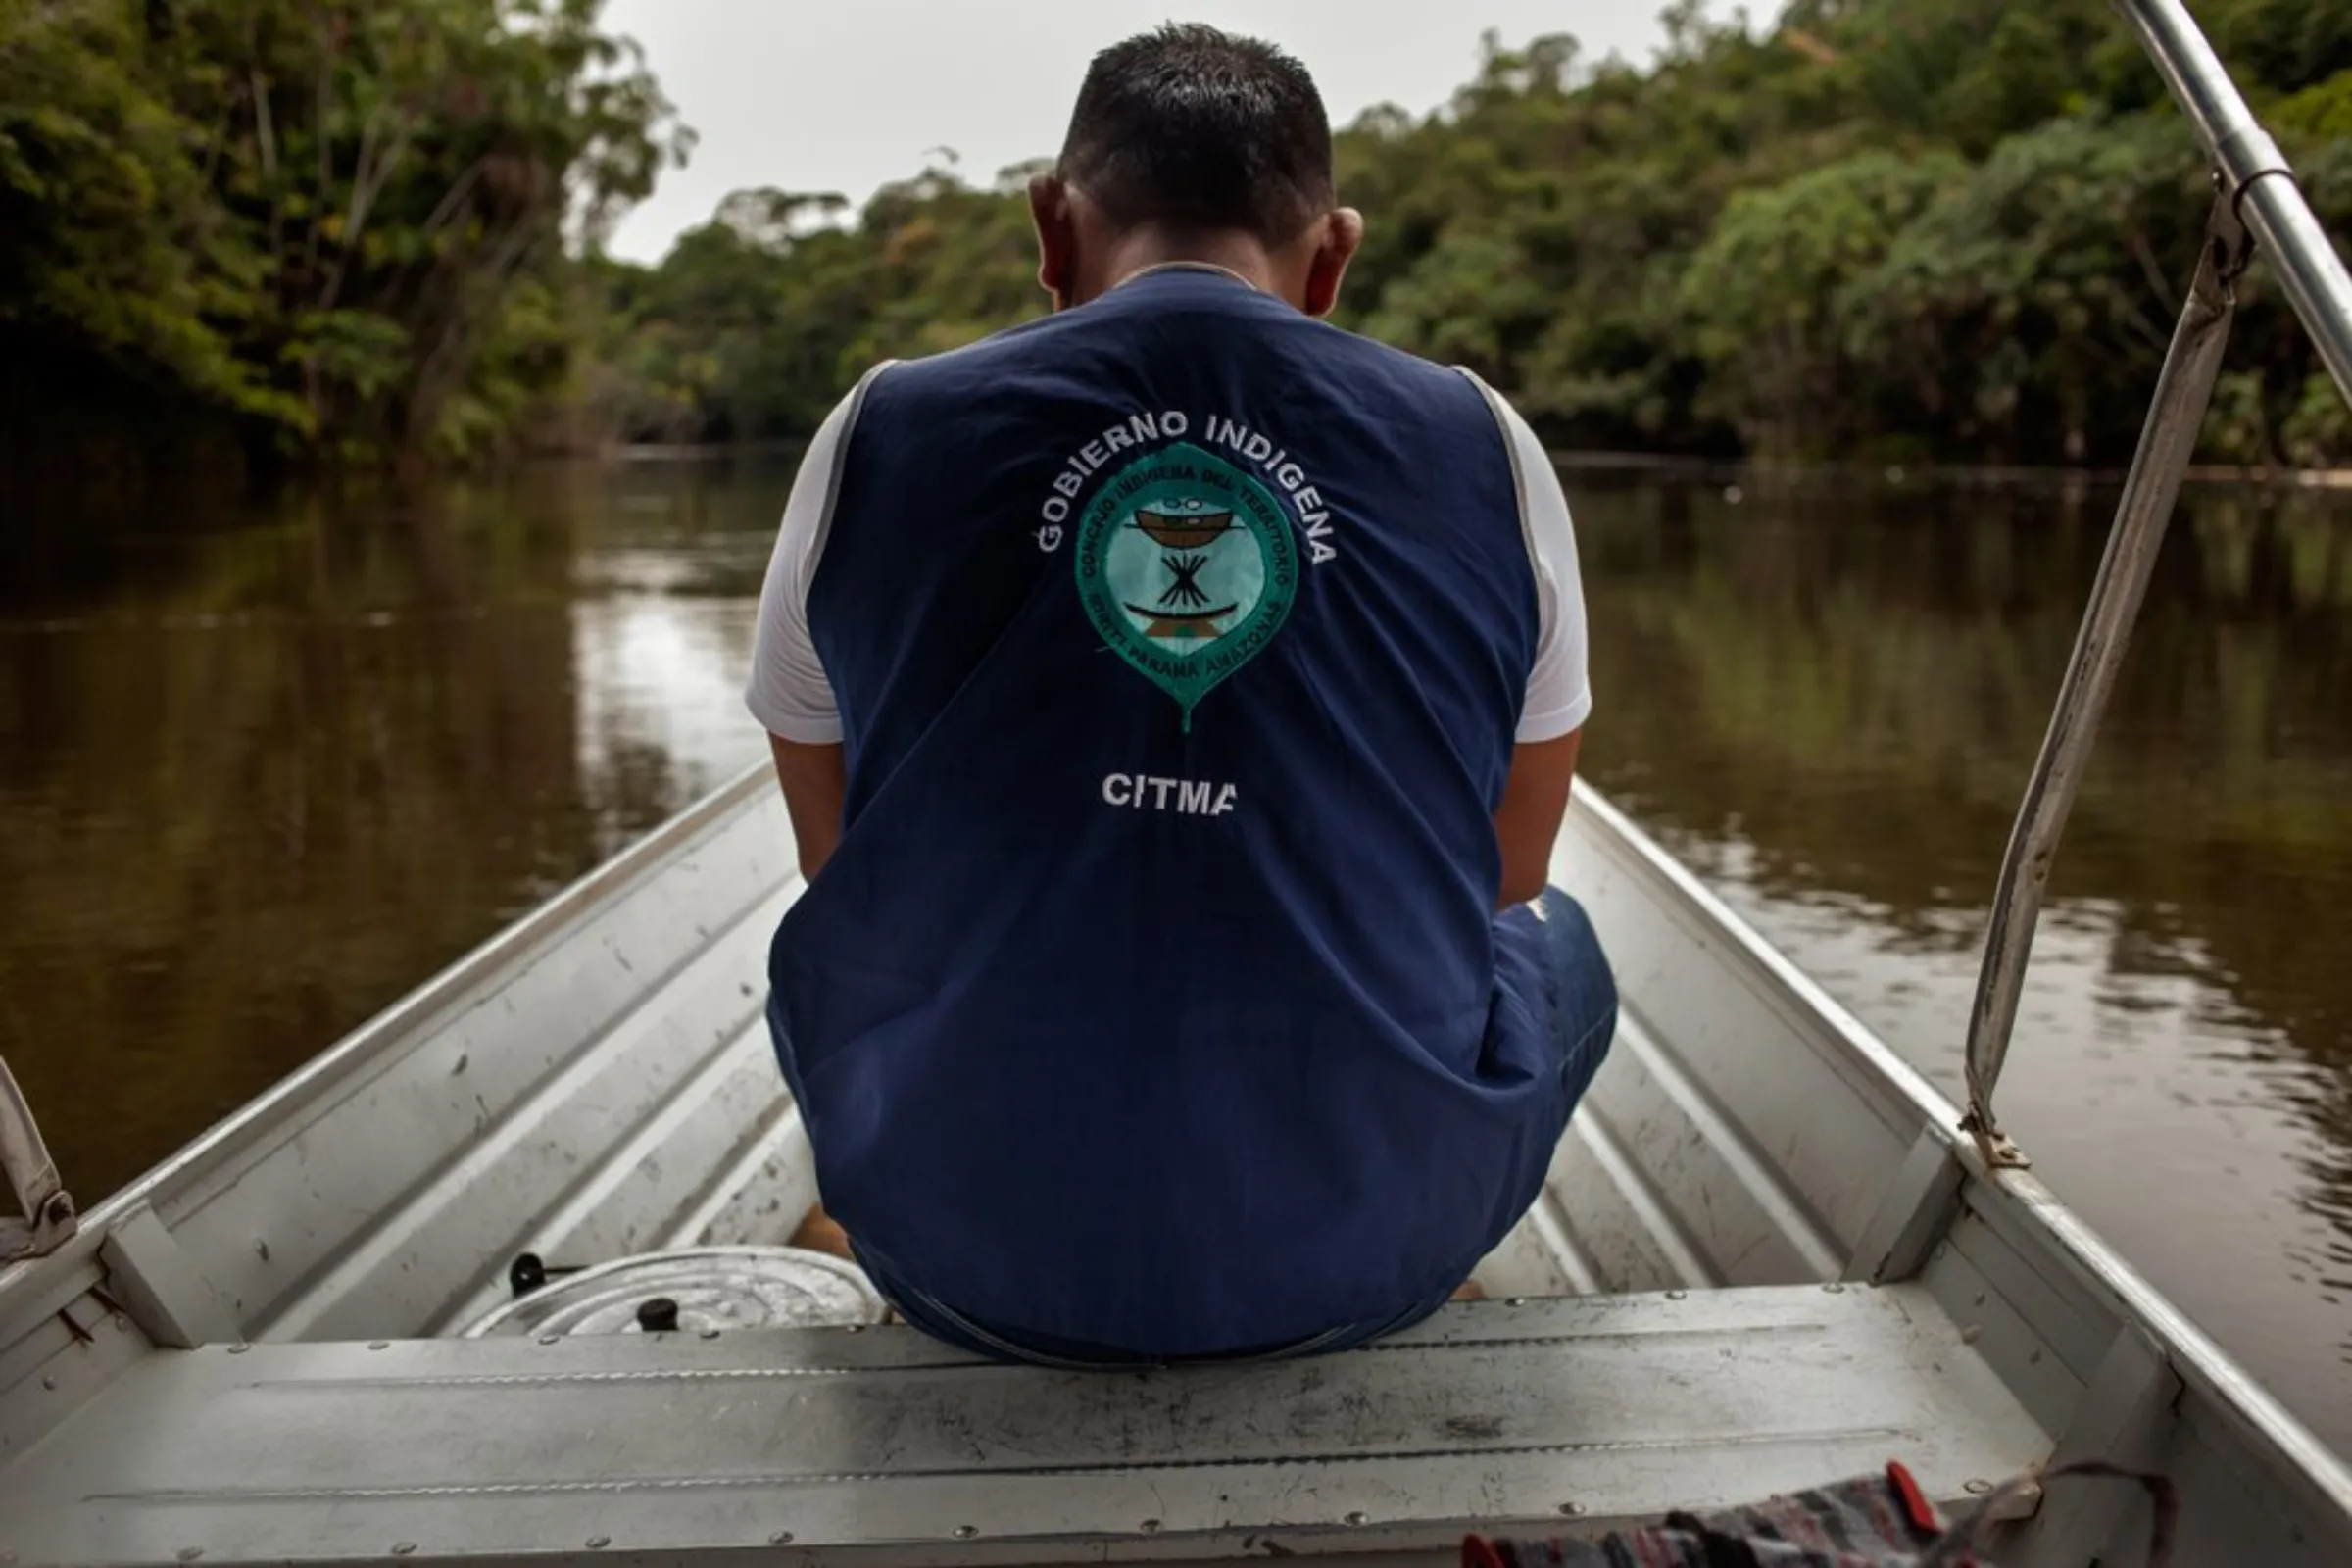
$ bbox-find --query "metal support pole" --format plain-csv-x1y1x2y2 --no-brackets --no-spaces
2113,0,2352,404
0,1054,76,1263
1963,3,2352,1166
1960,201,2250,1166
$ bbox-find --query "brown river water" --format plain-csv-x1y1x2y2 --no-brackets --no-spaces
4,460,2349,1450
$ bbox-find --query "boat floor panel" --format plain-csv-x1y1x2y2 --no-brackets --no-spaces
0,1285,2048,1566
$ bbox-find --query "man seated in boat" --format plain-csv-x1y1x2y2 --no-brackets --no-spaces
744,23,1616,1367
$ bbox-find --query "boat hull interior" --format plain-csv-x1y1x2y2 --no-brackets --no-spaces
3,768,2348,1565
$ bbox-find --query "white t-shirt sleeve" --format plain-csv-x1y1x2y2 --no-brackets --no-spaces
1461,372,1592,743
744,367,889,743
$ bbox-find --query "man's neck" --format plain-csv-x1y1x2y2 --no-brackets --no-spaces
1091,229,1284,303
1112,259,1262,293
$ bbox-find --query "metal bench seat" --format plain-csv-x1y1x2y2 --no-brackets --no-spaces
0,1283,2046,1567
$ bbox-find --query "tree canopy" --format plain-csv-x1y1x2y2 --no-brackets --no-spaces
2,0,688,471
592,0,2352,468
5,0,2348,475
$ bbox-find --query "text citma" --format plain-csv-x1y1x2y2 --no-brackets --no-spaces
1102,774,1241,816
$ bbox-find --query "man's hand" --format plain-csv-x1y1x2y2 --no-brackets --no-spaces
1494,730,1581,908
769,734,848,883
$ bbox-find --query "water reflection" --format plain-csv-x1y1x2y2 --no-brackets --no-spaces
1568,470,2352,1450
2,461,2348,1450
0,465,777,1201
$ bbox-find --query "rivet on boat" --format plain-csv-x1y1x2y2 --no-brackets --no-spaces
1558,1502,1588,1517
538,1334,561,1346
952,1526,978,1540
2030,1349,2044,1365
1964,1480,1994,1495
368,1341,389,1350
1666,1290,1687,1300
1343,1511,1370,1527
175,1550,203,1563
767,1531,793,1545
1504,1298,1527,1307
1823,1283,1845,1294
1962,1325,1984,1345
40,1377,55,1391
392,1544,416,1557
586,1536,611,1549
226,1344,249,1355
701,1328,721,1340
1139,1519,1162,1534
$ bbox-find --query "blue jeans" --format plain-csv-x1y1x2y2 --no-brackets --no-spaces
783,884,1617,1370
859,1250,1463,1371
1531,883,1620,1116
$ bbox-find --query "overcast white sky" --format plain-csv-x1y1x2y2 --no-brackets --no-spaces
598,2,1687,263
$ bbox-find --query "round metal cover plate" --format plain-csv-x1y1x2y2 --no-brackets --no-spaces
461,1246,887,1338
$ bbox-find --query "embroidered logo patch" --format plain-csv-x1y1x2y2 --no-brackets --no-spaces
1074,442,1298,729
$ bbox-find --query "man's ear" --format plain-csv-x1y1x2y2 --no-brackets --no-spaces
1029,174,1075,311
1301,207,1365,319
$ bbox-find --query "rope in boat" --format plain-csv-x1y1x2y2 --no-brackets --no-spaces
1923,1460,2179,1568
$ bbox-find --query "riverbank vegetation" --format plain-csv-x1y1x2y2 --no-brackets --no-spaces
5,0,2349,480
1,0,687,478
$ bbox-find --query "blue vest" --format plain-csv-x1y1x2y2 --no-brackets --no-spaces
769,269,1569,1355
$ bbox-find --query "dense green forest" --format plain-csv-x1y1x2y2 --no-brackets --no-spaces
1,0,689,474
6,0,2351,478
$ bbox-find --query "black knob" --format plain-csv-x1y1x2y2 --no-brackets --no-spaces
509,1252,548,1297
636,1297,681,1333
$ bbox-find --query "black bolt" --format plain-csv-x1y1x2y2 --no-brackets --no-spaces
509,1252,548,1297
508,1252,587,1298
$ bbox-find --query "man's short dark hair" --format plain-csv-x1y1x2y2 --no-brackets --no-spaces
1056,24,1335,245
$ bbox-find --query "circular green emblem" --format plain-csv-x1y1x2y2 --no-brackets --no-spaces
1074,442,1298,729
